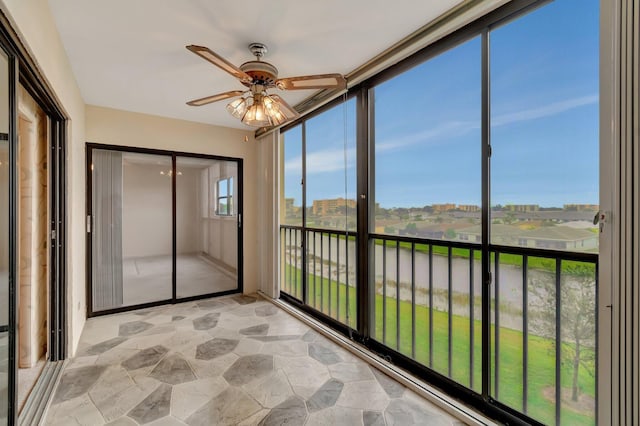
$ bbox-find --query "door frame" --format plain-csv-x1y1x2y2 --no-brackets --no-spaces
0,9,68,425
85,142,244,317
17,56,68,366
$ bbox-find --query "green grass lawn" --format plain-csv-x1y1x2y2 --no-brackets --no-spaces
283,264,596,425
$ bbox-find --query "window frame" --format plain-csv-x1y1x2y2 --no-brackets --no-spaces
216,176,234,216
277,1,600,425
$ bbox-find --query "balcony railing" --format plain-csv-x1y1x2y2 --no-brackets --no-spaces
280,225,597,425
280,225,357,329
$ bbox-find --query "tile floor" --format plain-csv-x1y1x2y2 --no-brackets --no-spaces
45,295,465,425
121,254,237,307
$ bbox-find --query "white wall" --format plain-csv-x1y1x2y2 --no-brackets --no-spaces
0,0,87,355
86,105,258,291
121,163,174,259
203,162,238,270
176,167,202,255
122,162,203,259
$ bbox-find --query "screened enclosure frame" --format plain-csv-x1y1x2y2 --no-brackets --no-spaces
278,1,600,425
85,143,244,318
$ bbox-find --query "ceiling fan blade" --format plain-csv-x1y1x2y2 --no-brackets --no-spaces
275,73,346,91
269,95,299,120
186,90,245,106
186,45,252,83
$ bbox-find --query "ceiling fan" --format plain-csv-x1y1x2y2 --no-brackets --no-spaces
186,42,347,127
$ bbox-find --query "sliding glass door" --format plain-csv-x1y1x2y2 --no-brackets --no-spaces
91,150,173,311
176,157,239,298
88,146,242,315
0,48,10,426
278,1,599,424
280,98,358,330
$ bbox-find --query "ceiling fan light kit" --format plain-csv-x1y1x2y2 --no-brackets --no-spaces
186,42,346,127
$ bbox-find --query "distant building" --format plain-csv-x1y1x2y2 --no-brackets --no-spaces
456,224,520,244
284,198,300,217
456,224,598,251
518,226,598,250
505,204,539,212
458,204,480,212
432,203,456,212
312,198,357,215
284,198,295,210
563,204,599,211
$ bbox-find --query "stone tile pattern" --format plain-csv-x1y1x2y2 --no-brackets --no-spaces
45,295,463,425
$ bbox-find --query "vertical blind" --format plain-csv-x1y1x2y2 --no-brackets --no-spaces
91,150,124,310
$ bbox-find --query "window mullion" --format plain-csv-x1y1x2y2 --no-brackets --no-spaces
357,86,372,338
301,122,307,304
481,28,491,400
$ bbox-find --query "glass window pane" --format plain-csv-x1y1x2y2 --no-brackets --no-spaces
305,99,357,231
218,178,227,197
176,157,238,298
281,125,303,226
218,199,228,216
304,99,357,328
373,37,481,242
490,1,599,424
490,0,599,254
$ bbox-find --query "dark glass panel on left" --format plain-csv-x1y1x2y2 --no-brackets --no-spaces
0,47,9,426
91,150,173,311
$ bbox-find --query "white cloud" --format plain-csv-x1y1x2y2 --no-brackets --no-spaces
492,94,598,126
376,120,478,152
376,93,598,152
286,94,598,171
285,147,356,175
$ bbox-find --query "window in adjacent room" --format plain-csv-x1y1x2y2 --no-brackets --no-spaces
216,177,233,216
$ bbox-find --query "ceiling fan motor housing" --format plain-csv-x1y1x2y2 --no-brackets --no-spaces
239,60,278,86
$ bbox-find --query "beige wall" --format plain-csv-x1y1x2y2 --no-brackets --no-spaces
86,105,258,291
0,0,87,356
0,0,264,357
257,131,279,298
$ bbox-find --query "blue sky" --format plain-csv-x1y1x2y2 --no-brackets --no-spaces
284,0,599,209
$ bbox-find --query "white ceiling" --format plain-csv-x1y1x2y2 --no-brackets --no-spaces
49,0,464,129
